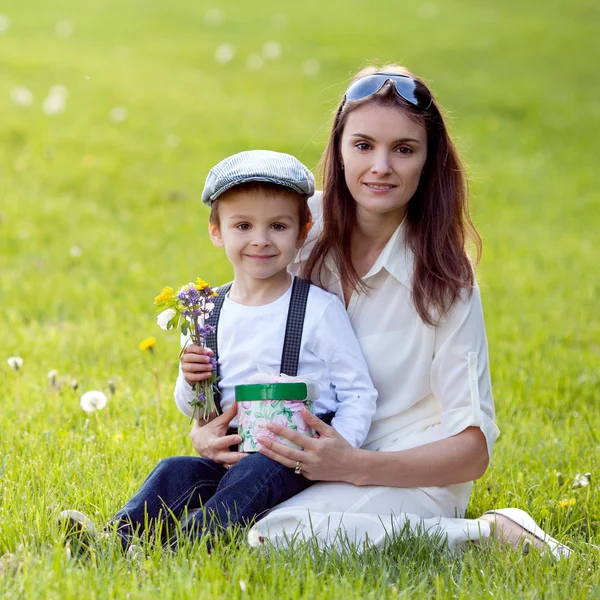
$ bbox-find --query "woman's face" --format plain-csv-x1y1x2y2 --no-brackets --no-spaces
339,103,428,222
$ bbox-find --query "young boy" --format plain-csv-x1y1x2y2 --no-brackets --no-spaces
61,150,377,552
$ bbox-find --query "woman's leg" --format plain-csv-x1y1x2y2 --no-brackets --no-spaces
110,456,227,548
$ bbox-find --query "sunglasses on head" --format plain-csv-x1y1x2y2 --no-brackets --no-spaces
343,72,433,110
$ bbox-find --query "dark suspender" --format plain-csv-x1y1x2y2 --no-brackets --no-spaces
205,277,310,414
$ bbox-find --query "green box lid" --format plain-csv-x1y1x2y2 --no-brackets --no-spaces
235,383,309,401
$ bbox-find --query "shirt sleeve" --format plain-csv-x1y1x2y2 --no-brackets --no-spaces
173,332,195,418
311,296,378,447
430,285,500,460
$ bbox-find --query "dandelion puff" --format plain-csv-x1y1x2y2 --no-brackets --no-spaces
262,41,281,61
165,134,180,148
69,245,82,257
7,356,23,371
10,87,33,107
109,106,127,123
214,43,235,64
49,85,68,99
239,579,247,593
0,14,11,34
70,379,79,391
302,59,320,77
246,53,264,71
43,94,66,115
204,8,224,26
573,473,591,488
47,369,58,383
80,390,108,413
55,19,74,38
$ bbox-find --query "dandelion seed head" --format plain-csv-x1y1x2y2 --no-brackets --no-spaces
573,472,591,488
69,245,82,257
239,580,247,593
10,87,33,107
43,94,66,115
302,59,320,77
215,43,235,64
49,85,68,99
55,19,74,38
246,53,264,71
262,41,281,60
80,390,108,413
205,8,224,26
109,106,128,123
7,356,23,371
47,369,58,382
0,14,11,33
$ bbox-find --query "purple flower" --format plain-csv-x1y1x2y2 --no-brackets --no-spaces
178,284,200,307
209,356,217,371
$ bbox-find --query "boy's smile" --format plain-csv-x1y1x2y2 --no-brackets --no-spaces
209,188,307,295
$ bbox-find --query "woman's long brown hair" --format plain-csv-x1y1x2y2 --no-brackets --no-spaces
303,65,481,326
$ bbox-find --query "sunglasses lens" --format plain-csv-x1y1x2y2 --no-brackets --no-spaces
344,74,432,109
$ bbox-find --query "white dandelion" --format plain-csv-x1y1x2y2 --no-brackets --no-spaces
262,41,281,61
49,85,68,99
80,390,108,413
165,134,180,148
10,87,33,107
239,579,247,592
246,53,264,71
47,369,59,382
0,14,11,33
7,356,23,371
214,43,235,64
109,106,128,123
573,473,591,488
302,59,320,77
69,245,82,257
55,19,74,38
43,94,66,115
204,8,224,26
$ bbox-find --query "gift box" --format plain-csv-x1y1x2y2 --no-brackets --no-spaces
235,381,320,452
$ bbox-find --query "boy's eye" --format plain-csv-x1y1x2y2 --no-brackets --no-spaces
271,223,287,231
236,223,251,231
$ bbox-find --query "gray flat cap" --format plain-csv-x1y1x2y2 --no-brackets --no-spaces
201,150,315,206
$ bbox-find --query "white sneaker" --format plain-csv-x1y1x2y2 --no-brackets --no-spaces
483,508,572,560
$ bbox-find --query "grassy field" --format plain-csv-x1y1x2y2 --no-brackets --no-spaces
1,0,599,597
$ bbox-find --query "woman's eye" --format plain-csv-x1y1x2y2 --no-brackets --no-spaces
236,223,251,231
355,142,371,151
395,145,413,155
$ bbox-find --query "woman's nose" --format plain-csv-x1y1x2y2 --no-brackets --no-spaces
370,152,393,174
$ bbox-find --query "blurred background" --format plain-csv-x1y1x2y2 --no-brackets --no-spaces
0,0,599,486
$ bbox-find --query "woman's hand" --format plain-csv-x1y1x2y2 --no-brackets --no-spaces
190,404,248,466
181,344,215,387
258,409,360,482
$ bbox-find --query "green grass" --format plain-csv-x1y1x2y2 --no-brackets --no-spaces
1,0,599,597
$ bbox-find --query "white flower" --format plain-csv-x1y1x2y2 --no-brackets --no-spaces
214,43,235,64
47,369,58,382
157,308,177,330
239,579,247,592
7,356,23,371
573,473,591,488
10,87,33,107
0,14,11,33
69,245,82,257
262,41,281,60
302,59,320,77
109,106,127,123
80,390,108,413
55,19,74,38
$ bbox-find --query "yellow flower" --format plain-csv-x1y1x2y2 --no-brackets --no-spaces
154,286,175,305
195,278,210,291
558,498,576,508
139,337,156,352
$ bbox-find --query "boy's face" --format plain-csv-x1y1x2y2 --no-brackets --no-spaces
209,188,307,284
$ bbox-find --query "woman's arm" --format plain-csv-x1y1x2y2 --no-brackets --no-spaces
258,411,489,487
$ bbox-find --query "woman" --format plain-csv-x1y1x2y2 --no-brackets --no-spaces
192,65,571,557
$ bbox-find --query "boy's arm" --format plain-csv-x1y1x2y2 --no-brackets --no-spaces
174,362,196,419
311,298,378,448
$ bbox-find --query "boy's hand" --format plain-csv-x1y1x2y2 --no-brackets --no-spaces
181,345,215,387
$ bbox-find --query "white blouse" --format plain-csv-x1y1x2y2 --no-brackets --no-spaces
291,193,499,458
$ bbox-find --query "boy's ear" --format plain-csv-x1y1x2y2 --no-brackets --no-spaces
295,219,312,249
209,222,224,248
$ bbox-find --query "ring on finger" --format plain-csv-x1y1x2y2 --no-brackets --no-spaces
294,460,303,475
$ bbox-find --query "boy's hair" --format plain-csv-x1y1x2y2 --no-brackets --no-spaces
209,182,312,233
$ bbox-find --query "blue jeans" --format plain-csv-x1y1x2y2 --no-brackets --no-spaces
111,453,313,549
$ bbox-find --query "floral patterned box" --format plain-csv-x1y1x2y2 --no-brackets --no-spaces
235,383,318,452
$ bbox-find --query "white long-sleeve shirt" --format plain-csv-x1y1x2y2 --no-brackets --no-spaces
174,280,378,448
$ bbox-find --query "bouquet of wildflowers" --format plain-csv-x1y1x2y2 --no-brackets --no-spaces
154,278,219,420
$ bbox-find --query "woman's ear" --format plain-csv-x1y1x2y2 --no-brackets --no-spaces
209,222,224,248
